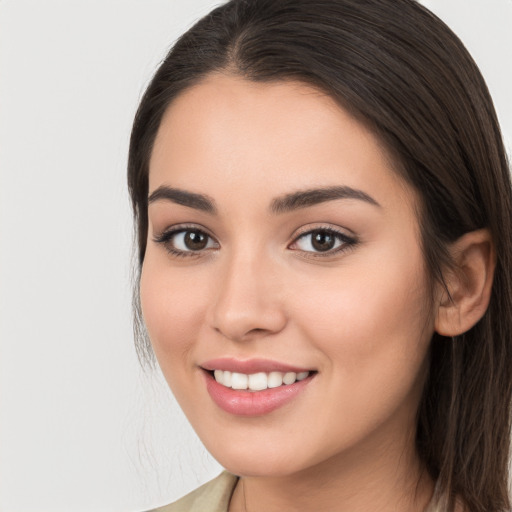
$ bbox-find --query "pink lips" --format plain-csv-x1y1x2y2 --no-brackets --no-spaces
201,358,316,417
201,358,312,374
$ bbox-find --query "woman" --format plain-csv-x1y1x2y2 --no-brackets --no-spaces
128,0,512,510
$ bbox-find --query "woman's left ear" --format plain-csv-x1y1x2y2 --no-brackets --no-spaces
435,229,496,337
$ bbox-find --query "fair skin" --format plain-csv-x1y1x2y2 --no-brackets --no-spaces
140,74,493,511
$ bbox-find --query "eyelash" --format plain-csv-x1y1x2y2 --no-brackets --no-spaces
290,226,358,258
153,224,358,259
153,224,218,259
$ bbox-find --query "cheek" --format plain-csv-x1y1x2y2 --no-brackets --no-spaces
139,255,209,372
291,242,432,380
285,250,432,451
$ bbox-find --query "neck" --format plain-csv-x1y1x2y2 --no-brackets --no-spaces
229,424,434,512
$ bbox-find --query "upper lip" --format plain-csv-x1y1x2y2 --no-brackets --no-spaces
200,357,314,374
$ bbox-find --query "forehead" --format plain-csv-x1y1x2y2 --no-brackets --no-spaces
149,73,414,214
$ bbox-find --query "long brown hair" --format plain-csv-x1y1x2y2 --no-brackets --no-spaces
127,0,512,509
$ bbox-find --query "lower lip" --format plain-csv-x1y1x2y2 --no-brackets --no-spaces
203,371,315,416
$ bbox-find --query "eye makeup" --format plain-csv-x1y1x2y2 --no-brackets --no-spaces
152,222,358,260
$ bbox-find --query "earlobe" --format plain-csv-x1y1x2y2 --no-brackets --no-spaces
435,229,495,337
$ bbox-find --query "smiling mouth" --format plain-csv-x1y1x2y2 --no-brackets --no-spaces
202,365,317,416
210,369,312,391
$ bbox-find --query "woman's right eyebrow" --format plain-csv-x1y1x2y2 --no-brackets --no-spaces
148,186,217,214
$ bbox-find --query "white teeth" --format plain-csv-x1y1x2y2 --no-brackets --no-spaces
215,369,233,388
267,371,283,388
231,372,248,390
248,372,267,391
283,372,297,385
212,370,310,390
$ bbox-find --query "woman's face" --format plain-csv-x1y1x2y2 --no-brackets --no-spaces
141,75,435,477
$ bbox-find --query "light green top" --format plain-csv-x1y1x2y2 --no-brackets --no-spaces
150,472,237,512
150,471,444,512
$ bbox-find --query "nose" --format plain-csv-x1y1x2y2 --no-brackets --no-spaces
209,251,287,342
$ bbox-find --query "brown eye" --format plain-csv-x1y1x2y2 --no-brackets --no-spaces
184,230,209,250
311,230,336,252
154,227,218,256
290,228,357,256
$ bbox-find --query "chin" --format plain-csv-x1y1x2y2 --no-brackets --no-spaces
203,435,318,478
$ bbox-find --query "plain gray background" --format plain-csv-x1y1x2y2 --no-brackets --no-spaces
1,1,511,511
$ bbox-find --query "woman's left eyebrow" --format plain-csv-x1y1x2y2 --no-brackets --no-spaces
270,186,381,214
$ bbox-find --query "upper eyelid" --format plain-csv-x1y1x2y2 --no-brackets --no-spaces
290,230,354,245
291,224,356,240
154,223,217,239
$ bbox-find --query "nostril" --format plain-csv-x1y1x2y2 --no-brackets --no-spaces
248,328,266,335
